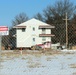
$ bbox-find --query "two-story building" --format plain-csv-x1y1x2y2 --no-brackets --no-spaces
13,18,55,48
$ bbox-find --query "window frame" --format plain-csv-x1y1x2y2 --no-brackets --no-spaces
33,27,35,31
42,28,46,34
33,38,35,42
22,28,25,32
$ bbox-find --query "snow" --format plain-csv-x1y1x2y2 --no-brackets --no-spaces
0,51,76,75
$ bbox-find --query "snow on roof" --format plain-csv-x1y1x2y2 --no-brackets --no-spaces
14,18,52,27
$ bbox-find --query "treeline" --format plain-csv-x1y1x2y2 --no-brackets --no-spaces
2,0,76,49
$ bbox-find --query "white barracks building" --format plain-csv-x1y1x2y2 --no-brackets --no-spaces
14,18,55,48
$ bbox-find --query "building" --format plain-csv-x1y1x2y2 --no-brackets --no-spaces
13,18,55,48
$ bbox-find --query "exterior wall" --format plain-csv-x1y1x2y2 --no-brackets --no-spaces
46,29,51,34
16,26,32,47
16,24,51,48
46,29,51,42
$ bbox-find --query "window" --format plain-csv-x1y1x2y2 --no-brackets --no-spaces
33,38,35,42
42,37,46,41
42,37,46,44
22,28,25,32
33,27,35,31
42,28,46,34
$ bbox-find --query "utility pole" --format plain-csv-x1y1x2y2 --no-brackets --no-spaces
63,13,69,49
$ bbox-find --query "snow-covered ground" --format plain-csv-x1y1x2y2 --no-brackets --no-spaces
0,50,76,75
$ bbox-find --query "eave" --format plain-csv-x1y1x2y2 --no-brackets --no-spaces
39,25,55,29
39,34,55,37
13,26,26,28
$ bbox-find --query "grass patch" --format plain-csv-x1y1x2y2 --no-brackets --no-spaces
73,72,76,75
0,65,3,69
46,57,51,61
70,64,76,68
27,62,41,68
65,52,75,54
0,58,4,62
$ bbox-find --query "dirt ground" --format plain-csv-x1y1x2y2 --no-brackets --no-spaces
1,49,61,56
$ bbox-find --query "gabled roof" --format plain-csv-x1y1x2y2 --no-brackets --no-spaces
13,18,54,28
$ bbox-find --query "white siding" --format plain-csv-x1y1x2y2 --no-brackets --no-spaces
17,27,32,47
16,27,51,47
16,19,52,48
46,29,51,34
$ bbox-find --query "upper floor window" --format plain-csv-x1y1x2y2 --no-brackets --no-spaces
33,27,35,31
22,28,25,32
42,28,46,34
33,38,35,42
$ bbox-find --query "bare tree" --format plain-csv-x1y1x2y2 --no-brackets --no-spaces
44,0,76,23
34,13,44,21
7,12,29,49
12,12,29,26
69,14,76,45
43,0,76,45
